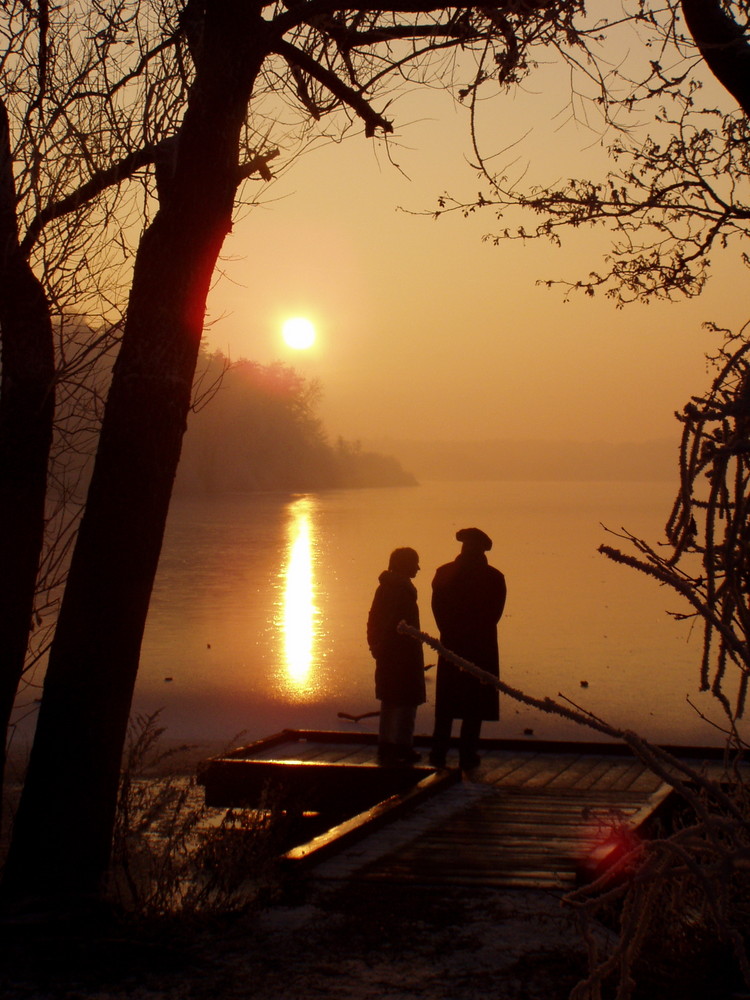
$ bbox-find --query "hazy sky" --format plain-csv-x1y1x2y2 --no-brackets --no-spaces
203,60,748,449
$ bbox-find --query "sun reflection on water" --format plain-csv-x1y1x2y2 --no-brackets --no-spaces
278,496,320,697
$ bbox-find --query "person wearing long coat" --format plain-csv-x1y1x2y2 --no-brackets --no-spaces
429,527,506,770
367,547,426,765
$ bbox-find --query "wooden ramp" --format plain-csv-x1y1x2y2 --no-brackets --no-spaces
310,748,673,890
199,731,728,891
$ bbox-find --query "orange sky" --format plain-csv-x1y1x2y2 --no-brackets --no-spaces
204,64,748,449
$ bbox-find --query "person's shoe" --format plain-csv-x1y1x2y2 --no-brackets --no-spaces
460,753,481,771
388,743,422,764
377,743,400,765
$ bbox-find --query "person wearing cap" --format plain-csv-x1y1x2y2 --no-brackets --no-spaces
429,528,506,770
367,547,426,765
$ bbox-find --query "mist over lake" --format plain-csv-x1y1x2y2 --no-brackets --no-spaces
129,480,735,749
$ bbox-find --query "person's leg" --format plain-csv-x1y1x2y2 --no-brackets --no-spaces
378,701,400,763
459,715,482,770
391,703,417,745
430,712,452,766
379,702,420,764
392,703,420,763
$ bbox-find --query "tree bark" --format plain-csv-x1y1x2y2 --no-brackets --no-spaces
681,0,750,117
0,97,54,812
2,0,265,905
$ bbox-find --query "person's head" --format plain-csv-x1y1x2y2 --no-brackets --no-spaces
456,527,492,553
388,546,420,578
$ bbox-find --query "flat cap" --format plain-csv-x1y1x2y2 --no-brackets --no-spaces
456,527,492,551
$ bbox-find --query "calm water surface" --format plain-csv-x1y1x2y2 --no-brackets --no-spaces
133,481,738,748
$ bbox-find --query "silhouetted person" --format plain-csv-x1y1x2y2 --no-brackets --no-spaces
367,547,426,765
429,528,506,770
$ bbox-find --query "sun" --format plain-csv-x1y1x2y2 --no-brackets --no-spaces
282,317,316,350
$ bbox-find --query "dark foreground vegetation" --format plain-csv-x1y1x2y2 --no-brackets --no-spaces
1,714,588,1000
0,879,588,1000
4,712,749,1000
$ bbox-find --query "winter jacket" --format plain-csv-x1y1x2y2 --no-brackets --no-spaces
432,551,506,721
367,570,426,705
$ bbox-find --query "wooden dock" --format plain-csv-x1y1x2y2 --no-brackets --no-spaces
198,730,729,891
334,748,671,890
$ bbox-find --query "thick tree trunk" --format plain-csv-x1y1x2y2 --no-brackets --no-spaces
1,0,264,906
681,0,750,117
0,99,54,810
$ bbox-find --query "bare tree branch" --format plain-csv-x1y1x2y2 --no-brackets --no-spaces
273,37,394,135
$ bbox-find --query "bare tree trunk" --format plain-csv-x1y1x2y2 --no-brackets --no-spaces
0,98,54,810
1,0,263,906
681,0,750,116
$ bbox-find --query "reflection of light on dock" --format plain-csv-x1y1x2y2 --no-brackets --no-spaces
281,498,319,695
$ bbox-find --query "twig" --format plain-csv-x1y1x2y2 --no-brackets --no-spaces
337,710,380,723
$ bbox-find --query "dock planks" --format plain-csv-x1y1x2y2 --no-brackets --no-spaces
307,746,672,890
199,731,730,891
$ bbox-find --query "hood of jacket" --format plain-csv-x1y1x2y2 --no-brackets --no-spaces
378,569,417,596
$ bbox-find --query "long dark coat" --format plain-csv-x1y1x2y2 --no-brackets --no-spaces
367,570,426,706
432,551,506,720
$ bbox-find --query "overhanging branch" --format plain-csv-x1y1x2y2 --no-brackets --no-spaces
20,145,161,258
21,142,280,257
273,37,393,135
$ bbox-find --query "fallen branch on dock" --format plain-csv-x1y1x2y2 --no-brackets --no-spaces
397,620,750,999
397,621,744,818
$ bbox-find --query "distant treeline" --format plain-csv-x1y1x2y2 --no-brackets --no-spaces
367,437,678,482
175,351,416,494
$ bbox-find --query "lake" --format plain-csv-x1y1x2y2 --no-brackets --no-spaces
131,480,737,748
